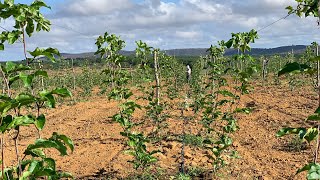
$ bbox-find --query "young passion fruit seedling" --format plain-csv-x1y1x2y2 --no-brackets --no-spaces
184,30,258,173
95,33,159,173
0,0,74,179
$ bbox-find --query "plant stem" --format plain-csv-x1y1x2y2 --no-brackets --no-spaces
154,50,160,106
22,26,28,66
14,127,22,178
317,44,319,107
180,108,185,174
315,125,320,163
1,134,4,179
315,44,320,164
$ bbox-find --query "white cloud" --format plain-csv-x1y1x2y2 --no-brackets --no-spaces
60,0,133,16
175,31,201,39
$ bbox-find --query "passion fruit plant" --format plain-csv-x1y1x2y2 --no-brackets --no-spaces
95,33,159,173
276,1,320,179
203,32,257,172
0,0,73,179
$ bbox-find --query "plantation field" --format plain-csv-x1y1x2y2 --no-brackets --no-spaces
3,81,316,179
2,1,320,179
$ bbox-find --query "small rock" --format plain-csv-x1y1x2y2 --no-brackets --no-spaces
246,101,256,108
190,161,198,167
233,141,240,147
166,142,179,149
184,152,192,159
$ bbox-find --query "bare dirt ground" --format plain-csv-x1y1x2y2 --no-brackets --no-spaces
4,80,318,179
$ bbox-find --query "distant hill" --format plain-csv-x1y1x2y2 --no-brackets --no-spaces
60,45,308,59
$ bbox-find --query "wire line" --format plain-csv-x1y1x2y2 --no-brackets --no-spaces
257,13,292,32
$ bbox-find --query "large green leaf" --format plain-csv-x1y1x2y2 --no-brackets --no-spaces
276,127,318,143
26,18,34,37
7,31,21,44
19,70,48,88
304,128,318,144
15,93,36,107
307,114,320,121
225,39,233,48
0,115,13,133
4,61,16,73
297,163,320,180
31,0,51,9
44,94,55,108
276,127,307,138
51,88,72,97
35,114,46,131
50,132,74,152
0,101,12,116
27,160,41,175
310,56,320,62
26,133,74,156
26,139,68,156
28,47,60,62
18,72,32,88
9,75,20,86
43,158,56,171
7,115,35,129
24,148,46,158
278,62,311,76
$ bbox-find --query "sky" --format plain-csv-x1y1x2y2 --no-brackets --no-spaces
1,0,320,60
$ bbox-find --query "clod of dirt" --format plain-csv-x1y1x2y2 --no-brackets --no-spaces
246,101,257,108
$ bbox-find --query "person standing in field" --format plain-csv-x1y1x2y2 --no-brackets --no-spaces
186,65,191,83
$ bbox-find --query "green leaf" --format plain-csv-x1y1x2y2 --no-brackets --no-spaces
304,128,318,144
0,115,13,133
35,114,46,130
276,127,307,138
21,171,32,179
44,94,55,108
43,158,56,170
26,139,68,156
307,114,320,121
7,115,35,129
5,61,16,73
18,70,48,88
19,72,32,88
9,75,20,86
4,0,14,6
297,163,320,180
26,18,35,37
310,56,320,62
278,62,311,76
234,107,252,114
7,31,21,44
7,63,31,74
27,160,41,174
28,47,60,62
51,88,72,97
58,172,73,178
225,39,233,48
24,148,46,158
15,93,36,107
217,90,238,99
0,101,12,116
34,70,48,78
31,0,51,9
51,132,74,152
